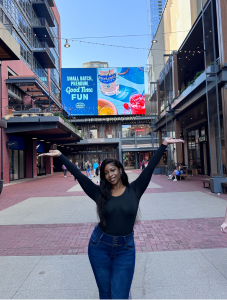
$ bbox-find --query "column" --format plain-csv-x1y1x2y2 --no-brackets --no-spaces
158,130,162,146
172,54,179,98
45,143,53,175
135,152,138,169
156,81,161,114
174,119,183,163
118,131,122,163
25,139,37,178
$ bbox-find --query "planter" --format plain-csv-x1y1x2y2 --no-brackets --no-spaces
0,179,3,195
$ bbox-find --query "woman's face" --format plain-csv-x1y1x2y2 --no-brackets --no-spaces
104,163,122,185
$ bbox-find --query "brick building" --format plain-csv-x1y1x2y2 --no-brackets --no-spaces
0,0,81,184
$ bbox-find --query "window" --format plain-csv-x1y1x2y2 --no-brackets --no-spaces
90,129,97,139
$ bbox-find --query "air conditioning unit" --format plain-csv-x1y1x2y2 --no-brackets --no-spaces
107,135,112,138
29,108,41,113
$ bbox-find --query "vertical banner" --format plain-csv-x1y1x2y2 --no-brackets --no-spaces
61,68,98,115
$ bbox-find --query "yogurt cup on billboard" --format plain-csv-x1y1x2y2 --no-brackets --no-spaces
98,69,119,96
129,93,145,115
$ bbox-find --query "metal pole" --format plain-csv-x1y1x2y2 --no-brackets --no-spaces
201,0,213,176
211,0,223,176
0,61,3,180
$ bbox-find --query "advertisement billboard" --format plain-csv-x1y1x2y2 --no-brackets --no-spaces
61,67,145,116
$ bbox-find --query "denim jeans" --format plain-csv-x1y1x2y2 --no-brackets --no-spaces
86,169,91,178
88,225,135,299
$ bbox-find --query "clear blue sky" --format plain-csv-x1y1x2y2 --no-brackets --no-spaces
55,0,149,73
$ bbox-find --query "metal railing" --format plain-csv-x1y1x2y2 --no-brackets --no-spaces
33,39,55,65
32,18,55,44
31,0,55,26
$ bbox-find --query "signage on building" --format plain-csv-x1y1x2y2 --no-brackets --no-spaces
84,116,137,122
36,142,45,153
87,138,105,143
198,136,207,142
61,67,145,116
7,141,18,148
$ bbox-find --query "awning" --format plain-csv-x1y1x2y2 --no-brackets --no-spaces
0,119,7,129
0,21,20,61
6,76,61,109
5,116,82,144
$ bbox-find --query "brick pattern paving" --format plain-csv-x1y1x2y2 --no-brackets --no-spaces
0,218,226,256
1,172,227,212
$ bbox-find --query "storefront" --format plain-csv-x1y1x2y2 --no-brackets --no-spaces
187,125,210,175
8,135,25,181
36,142,46,176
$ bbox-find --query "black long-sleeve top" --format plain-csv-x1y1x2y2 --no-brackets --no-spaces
59,144,167,236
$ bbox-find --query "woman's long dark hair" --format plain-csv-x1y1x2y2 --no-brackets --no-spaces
97,158,129,230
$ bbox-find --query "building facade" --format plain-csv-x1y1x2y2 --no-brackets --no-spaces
0,0,82,184
83,61,109,68
148,0,166,41
148,0,227,192
66,115,163,170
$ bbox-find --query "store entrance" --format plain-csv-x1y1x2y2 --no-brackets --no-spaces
138,152,150,168
200,141,209,175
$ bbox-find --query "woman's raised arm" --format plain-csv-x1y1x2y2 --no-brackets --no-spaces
221,205,227,233
130,138,184,199
39,150,100,202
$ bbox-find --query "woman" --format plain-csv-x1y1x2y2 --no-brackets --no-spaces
221,206,227,233
169,163,183,181
39,138,184,299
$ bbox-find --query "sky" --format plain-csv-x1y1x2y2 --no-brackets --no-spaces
55,0,149,90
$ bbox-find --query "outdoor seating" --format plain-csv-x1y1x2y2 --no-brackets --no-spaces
221,182,227,194
176,167,188,180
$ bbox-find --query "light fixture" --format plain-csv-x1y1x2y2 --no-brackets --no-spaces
152,39,158,43
64,39,70,48
46,142,50,143
40,140,44,142
32,137,37,140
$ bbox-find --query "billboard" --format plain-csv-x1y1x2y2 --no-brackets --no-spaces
61,67,145,116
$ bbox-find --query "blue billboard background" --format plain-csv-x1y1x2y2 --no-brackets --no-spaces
61,67,145,116
61,68,98,116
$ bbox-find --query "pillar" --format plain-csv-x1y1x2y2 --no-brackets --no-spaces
118,130,122,163
172,54,179,98
156,82,161,114
174,119,183,163
45,143,53,175
158,130,162,146
25,139,37,178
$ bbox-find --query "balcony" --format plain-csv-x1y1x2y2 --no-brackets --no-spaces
31,0,55,27
32,19,55,48
33,41,55,69
46,0,54,6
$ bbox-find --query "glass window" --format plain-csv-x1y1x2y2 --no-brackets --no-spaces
123,152,135,169
136,124,152,137
19,150,24,179
122,125,135,138
13,150,19,180
90,129,97,139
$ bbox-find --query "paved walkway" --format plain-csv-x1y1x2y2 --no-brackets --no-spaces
0,171,227,298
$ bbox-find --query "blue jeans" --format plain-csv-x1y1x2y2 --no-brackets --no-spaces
86,169,91,178
88,225,135,299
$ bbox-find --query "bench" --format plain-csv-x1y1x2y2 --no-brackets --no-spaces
221,182,227,194
202,179,210,188
176,169,188,181
176,173,188,181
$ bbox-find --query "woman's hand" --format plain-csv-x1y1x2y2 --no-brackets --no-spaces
220,222,227,233
163,138,185,146
38,150,62,157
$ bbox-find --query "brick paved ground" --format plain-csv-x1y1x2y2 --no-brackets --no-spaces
0,171,227,257
0,218,226,256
